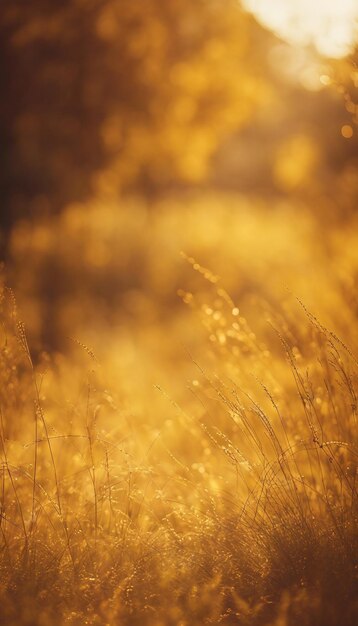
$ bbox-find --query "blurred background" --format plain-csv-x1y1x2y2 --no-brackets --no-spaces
1,0,358,409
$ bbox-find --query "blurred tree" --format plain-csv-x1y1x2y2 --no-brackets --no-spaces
0,0,270,250
1,0,357,352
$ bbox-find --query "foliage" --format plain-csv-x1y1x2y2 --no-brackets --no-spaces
0,0,270,237
1,1,358,624
0,254,357,624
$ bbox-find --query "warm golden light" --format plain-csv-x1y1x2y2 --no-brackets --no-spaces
341,123,354,138
0,1,357,625
243,0,358,57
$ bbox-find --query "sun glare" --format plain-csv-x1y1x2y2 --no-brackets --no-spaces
1,1,357,624
242,0,358,57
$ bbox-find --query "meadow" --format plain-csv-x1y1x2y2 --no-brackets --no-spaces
1,1,357,624
0,194,357,625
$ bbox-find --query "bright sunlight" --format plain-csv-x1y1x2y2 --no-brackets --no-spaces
0,1,357,625
243,0,358,57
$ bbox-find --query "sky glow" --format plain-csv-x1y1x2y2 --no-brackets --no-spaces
242,0,358,57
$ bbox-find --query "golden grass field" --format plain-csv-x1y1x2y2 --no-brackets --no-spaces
1,1,358,624
0,193,357,626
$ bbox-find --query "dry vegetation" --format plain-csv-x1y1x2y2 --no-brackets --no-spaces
1,2,358,624
0,215,357,624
